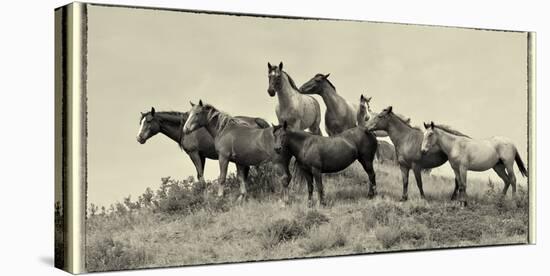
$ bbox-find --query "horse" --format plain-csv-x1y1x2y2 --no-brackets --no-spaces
299,73,357,136
365,106,451,201
360,94,411,137
358,94,397,163
182,101,292,203
136,107,270,184
267,62,322,135
273,120,378,207
421,121,528,206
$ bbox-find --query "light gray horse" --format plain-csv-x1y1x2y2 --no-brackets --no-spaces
267,62,322,135
299,73,357,136
421,121,528,206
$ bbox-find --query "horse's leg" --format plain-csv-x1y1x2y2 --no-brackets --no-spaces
199,155,206,183
359,159,377,198
217,156,230,197
456,166,468,207
493,163,511,196
504,161,517,196
236,164,249,203
399,165,410,201
297,165,314,207
412,165,426,199
450,178,459,201
312,167,326,206
188,151,204,184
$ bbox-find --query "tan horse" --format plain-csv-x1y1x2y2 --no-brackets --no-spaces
299,73,357,136
421,121,528,206
267,62,322,135
183,101,292,203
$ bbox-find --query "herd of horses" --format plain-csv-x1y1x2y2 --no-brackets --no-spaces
136,62,527,207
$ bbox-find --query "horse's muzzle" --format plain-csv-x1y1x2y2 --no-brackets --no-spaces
137,136,146,144
274,147,282,154
267,89,276,97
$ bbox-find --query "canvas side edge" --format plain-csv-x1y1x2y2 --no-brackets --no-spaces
57,2,88,274
527,32,536,245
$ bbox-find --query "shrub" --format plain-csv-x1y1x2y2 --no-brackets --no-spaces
261,219,306,249
296,210,330,230
375,226,401,249
399,223,429,246
86,236,149,271
303,225,347,254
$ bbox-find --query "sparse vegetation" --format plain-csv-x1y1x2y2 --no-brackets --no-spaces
86,162,529,272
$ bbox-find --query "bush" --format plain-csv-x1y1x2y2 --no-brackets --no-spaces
261,219,306,249
296,210,330,230
303,225,347,254
86,236,149,271
375,226,401,249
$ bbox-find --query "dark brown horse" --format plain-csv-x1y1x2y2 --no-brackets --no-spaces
136,107,269,184
182,101,292,203
365,106,451,201
273,121,377,207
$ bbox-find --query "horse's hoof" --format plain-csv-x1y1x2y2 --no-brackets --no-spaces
399,196,408,202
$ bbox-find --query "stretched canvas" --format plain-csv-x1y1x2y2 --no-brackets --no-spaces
55,2,536,274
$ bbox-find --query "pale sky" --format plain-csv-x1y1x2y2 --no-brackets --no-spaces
86,5,529,207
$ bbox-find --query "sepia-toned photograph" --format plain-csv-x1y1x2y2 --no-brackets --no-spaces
54,3,533,272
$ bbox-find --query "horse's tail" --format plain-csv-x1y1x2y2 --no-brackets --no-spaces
515,152,528,177
254,117,270,129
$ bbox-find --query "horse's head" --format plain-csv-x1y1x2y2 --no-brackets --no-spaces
136,107,161,144
299,73,330,95
359,94,372,119
272,121,289,154
365,106,392,131
421,121,437,154
267,62,284,97
183,100,209,134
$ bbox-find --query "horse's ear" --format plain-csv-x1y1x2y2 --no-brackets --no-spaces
366,96,372,102
267,62,272,70
190,101,195,107
360,94,365,101
279,62,283,71
283,120,288,130
151,107,155,116
387,106,393,113
424,122,429,129
324,73,330,79
430,121,435,129
199,100,203,106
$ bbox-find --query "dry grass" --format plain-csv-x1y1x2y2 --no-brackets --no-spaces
86,162,529,272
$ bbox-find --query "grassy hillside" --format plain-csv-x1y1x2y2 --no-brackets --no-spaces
85,162,529,272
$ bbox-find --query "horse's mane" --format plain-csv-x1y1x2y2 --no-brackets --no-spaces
314,73,336,90
141,111,187,123
388,111,421,131
141,111,188,150
204,104,239,133
434,124,471,138
282,71,300,91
